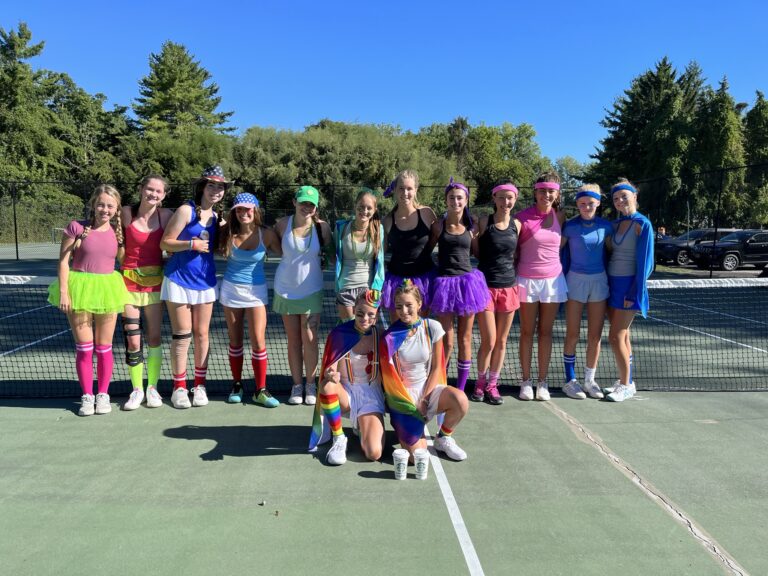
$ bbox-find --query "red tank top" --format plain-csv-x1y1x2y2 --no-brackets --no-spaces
121,223,164,293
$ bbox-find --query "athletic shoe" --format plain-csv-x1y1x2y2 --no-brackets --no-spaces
191,386,209,407
582,379,604,399
470,380,485,402
123,388,144,411
485,382,504,405
171,387,191,409
326,434,348,466
563,379,586,400
227,388,243,404
536,381,550,401
607,382,636,402
304,382,317,405
79,394,95,417
254,389,280,408
518,380,534,401
287,383,303,405
146,386,163,408
94,393,112,415
433,435,467,461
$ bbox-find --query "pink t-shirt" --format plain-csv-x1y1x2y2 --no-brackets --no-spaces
516,206,562,279
65,220,118,274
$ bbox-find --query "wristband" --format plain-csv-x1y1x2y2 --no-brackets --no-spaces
189,239,194,251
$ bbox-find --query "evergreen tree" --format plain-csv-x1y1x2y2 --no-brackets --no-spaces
744,91,768,224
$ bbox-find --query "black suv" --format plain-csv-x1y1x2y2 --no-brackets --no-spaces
655,228,740,265
690,229,768,271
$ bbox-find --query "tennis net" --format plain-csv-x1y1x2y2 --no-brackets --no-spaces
1,274,766,397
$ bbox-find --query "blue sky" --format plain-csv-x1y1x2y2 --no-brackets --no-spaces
4,0,767,164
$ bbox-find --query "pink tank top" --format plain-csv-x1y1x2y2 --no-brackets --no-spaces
66,220,118,274
516,206,562,279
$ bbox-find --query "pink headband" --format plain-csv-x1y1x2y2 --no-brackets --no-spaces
492,184,519,197
534,182,560,191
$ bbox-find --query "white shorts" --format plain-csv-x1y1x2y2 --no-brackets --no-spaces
161,277,218,305
219,279,268,308
407,385,447,422
343,383,385,430
566,271,609,303
517,274,568,304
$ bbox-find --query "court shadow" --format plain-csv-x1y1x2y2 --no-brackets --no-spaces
163,424,309,461
0,398,81,414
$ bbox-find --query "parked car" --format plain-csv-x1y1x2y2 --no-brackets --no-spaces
690,229,768,271
655,228,740,266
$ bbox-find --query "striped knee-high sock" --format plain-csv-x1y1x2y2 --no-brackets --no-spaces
564,353,576,382
319,394,343,436
228,345,244,383
456,359,471,391
146,346,162,388
95,344,113,394
75,341,94,395
173,371,187,390
251,348,268,392
194,366,208,388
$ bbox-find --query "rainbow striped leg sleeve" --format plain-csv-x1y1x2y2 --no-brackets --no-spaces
319,394,343,436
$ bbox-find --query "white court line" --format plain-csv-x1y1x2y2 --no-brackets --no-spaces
0,304,53,321
647,316,767,354
651,297,768,327
0,329,70,357
424,425,485,576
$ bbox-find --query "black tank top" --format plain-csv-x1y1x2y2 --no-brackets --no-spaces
387,209,435,277
478,215,518,288
437,221,472,277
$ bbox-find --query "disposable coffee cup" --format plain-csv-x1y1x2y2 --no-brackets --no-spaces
393,449,409,480
414,448,429,480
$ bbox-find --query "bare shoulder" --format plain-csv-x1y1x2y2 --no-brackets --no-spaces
420,206,438,225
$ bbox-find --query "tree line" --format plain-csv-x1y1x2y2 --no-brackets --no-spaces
1,23,767,238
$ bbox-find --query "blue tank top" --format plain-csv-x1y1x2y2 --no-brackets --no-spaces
164,201,218,289
224,231,266,285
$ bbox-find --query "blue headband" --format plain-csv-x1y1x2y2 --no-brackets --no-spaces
611,183,637,194
575,190,601,201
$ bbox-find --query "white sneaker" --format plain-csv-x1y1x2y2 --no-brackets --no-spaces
145,386,163,408
171,387,191,409
607,382,636,402
563,379,586,400
326,435,348,466
582,379,605,399
602,380,620,395
304,382,317,406
191,386,208,407
433,435,467,461
94,393,112,415
536,381,550,401
79,394,95,417
123,388,144,411
518,380,534,401
287,383,303,405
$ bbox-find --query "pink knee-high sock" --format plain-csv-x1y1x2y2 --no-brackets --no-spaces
75,341,94,395
95,344,114,394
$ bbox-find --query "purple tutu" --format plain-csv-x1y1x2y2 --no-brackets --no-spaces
381,269,437,311
429,269,490,315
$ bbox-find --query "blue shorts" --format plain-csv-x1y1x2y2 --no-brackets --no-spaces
608,275,641,311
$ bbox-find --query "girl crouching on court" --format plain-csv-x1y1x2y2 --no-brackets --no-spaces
48,185,128,416
309,290,386,465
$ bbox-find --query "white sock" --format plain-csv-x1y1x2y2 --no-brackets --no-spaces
584,367,596,383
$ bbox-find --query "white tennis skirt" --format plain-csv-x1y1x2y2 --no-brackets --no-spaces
219,279,268,308
161,277,218,305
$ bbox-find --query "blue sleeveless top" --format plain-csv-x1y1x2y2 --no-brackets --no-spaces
164,201,218,290
224,230,266,285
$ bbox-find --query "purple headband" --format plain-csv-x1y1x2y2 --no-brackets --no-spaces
492,183,519,197
444,177,469,198
575,190,601,202
383,178,397,198
534,181,561,191
611,183,637,194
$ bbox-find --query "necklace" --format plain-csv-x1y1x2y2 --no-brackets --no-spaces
349,223,371,261
613,215,635,246
291,218,313,255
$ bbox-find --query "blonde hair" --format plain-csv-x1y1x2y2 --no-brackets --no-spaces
394,169,422,210
394,280,423,308
577,183,601,194
74,185,124,251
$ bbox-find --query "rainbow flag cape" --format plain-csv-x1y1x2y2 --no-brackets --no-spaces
380,319,446,448
308,321,369,452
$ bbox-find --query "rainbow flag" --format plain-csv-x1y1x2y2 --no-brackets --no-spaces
308,321,369,452
380,319,446,448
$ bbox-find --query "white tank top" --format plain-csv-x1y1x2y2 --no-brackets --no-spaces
274,216,323,299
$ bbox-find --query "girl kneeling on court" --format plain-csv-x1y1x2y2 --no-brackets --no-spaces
308,290,386,465
48,185,128,416
380,281,468,461
218,192,282,407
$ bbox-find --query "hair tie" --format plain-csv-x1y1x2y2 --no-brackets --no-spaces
365,289,381,309
534,181,560,191
401,278,414,289
611,183,637,194
444,177,469,197
383,179,397,198
492,183,519,197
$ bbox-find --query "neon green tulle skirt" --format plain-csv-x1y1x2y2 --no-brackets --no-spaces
48,271,129,314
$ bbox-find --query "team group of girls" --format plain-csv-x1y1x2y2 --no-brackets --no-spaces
49,165,653,466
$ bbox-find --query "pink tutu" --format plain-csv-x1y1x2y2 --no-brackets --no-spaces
429,269,490,315
380,269,436,311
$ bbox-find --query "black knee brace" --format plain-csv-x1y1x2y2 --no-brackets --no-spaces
122,316,143,366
